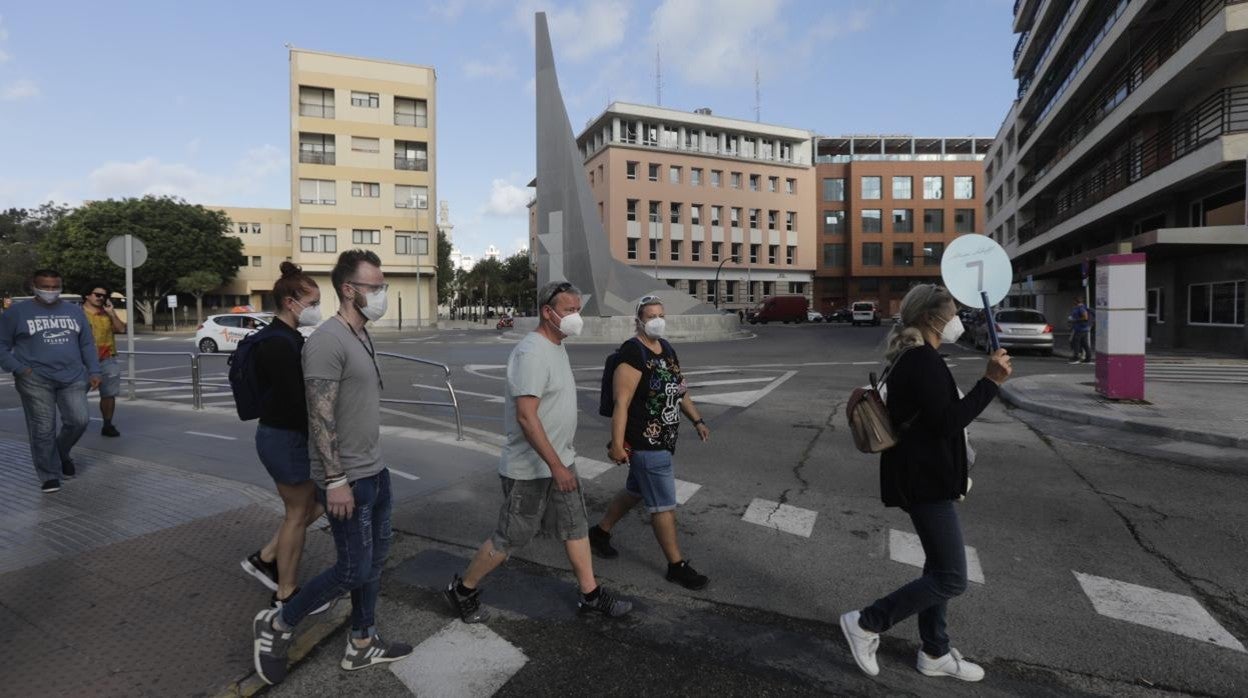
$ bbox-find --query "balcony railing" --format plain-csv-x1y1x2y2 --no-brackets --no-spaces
1020,0,1247,196
394,114,429,128
394,156,429,171
1021,85,1248,244
1013,29,1032,62
299,104,335,119
298,151,335,165
1016,0,1080,101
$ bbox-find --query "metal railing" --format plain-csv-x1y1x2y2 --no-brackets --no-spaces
299,104,335,119
394,114,429,128
299,151,336,165
377,352,463,440
394,156,429,171
117,350,203,407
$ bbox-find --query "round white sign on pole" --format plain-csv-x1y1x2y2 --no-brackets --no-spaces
940,234,1013,306
107,235,148,268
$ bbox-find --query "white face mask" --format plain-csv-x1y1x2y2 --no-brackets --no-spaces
34,288,62,304
552,308,584,337
643,317,666,339
358,288,387,322
293,299,321,327
940,315,965,343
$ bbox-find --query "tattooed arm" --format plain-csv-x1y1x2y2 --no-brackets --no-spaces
307,377,352,518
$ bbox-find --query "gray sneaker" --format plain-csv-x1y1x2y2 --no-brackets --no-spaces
252,608,294,685
340,635,413,671
577,587,633,618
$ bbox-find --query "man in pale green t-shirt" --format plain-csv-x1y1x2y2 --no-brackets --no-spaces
444,281,633,622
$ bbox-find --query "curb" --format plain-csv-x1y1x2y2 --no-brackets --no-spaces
214,604,350,697
998,383,1248,450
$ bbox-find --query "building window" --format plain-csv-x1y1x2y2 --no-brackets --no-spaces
861,209,882,233
786,211,796,232
893,242,914,267
352,229,381,245
648,163,660,182
768,176,779,193
395,184,428,209
691,205,702,225
861,176,882,200
588,170,594,186
731,242,742,260
627,161,639,179
670,202,681,224
669,166,682,184
893,176,913,199
862,243,884,267
711,241,722,262
822,178,845,201
298,86,335,119
649,239,660,261
730,207,741,227
749,244,759,264
786,178,796,194
300,229,337,253
924,242,944,266
395,140,428,170
892,209,913,233
711,170,722,187
823,243,846,267
627,238,638,259
711,206,722,227
351,91,379,108
251,223,261,234
251,256,262,267
395,232,429,255
649,201,661,223
954,176,975,200
351,136,380,153
786,246,796,265
748,209,759,229
823,210,846,234
749,174,760,191
923,176,944,199
731,172,742,189
768,244,778,264
394,97,428,127
954,208,976,233
691,168,702,185
627,199,638,222
691,241,703,261
298,133,335,165
671,240,682,262
1188,281,1244,326
298,179,336,205
924,209,945,233
352,181,381,198
764,210,775,230
1148,287,1165,324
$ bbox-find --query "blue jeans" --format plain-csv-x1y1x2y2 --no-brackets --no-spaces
13,370,89,483
625,449,678,513
859,500,968,657
1071,331,1092,362
279,469,392,639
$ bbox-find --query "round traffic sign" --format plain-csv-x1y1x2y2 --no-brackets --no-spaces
107,235,148,268
940,234,1012,306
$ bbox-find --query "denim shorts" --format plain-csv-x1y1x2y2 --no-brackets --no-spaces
491,464,588,554
626,449,678,513
255,423,311,485
98,357,121,398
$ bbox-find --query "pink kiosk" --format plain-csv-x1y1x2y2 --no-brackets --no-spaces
1094,252,1147,400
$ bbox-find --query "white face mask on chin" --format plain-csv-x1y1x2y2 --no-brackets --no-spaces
34,288,62,304
940,315,965,343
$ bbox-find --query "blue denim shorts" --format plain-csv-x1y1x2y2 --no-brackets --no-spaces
625,449,678,513
98,357,121,398
255,423,311,485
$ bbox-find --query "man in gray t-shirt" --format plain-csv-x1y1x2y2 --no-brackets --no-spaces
444,281,633,623
303,317,383,485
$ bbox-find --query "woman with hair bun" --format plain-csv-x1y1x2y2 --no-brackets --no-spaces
239,262,332,614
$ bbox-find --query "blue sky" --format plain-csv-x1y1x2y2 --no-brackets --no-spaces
0,0,1018,260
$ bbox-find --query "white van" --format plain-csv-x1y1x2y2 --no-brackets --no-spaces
851,301,881,326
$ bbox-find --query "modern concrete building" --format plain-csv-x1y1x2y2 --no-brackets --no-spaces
985,0,1247,354
813,136,992,316
536,102,816,313
211,48,438,327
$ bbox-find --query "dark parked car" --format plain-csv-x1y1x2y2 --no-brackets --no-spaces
826,308,853,323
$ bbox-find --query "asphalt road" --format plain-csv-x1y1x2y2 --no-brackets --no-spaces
4,324,1244,696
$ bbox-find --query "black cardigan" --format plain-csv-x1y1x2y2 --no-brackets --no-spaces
879,343,998,509
254,319,308,434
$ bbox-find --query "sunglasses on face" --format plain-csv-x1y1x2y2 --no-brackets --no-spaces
88,292,107,298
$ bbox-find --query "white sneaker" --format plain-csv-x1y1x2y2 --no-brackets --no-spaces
839,610,880,677
916,647,985,682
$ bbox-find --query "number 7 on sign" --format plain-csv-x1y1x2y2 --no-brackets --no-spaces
966,260,984,292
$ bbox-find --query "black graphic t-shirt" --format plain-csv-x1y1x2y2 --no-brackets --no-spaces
619,338,687,453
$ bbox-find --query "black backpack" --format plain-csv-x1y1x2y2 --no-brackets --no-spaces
598,337,672,417
227,324,298,421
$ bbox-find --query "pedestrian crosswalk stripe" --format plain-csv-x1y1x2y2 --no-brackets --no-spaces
741,498,817,537
673,479,701,505
576,458,616,480
1074,572,1245,652
888,529,985,584
390,620,528,697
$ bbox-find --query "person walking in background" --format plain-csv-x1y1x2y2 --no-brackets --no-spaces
1068,299,1092,364
0,269,101,493
238,262,332,616
588,296,711,590
82,283,126,437
840,284,1011,683
251,250,411,686
444,281,634,624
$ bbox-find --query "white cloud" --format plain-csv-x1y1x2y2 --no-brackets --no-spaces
464,57,517,80
86,144,285,204
482,179,530,217
0,15,9,63
516,0,629,62
1,79,39,101
0,49,9,65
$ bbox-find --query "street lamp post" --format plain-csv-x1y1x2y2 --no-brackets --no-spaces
713,256,739,309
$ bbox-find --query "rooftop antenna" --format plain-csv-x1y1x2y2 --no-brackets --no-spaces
655,44,662,106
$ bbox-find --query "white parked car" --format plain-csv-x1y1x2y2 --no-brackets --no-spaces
195,312,313,353
806,309,824,323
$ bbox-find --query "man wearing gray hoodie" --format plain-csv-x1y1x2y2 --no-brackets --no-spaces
0,269,101,492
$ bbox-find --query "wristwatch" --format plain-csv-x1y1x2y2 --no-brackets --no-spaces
692,418,706,426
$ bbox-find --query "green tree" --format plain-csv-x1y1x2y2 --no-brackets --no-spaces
464,257,504,314
0,203,72,297
501,252,535,313
39,196,245,329
436,230,453,305
176,270,223,325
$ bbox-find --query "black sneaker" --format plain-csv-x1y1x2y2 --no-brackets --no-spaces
241,551,279,592
444,574,490,623
252,608,294,686
41,479,61,493
577,587,633,618
61,459,75,479
588,525,619,559
666,560,709,590
271,587,335,616
340,635,413,671
101,424,121,437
